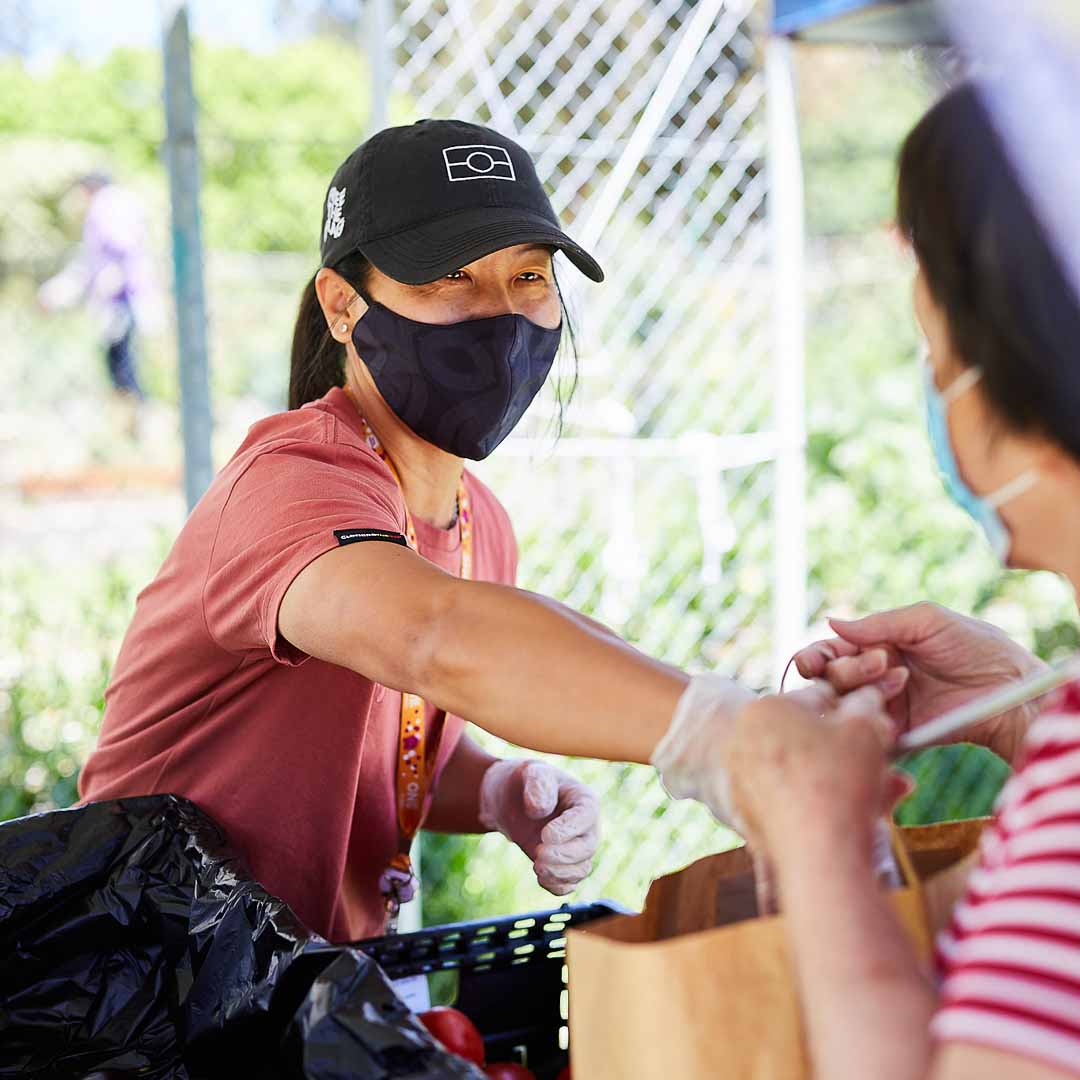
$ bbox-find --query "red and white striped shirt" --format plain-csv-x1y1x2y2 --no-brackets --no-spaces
934,679,1080,1075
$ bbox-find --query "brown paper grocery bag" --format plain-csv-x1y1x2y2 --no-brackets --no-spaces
567,819,987,1080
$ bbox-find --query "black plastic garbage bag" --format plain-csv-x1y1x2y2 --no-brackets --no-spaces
0,795,484,1080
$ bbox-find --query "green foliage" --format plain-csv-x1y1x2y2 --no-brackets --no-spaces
0,553,162,820
0,37,370,257
193,39,370,253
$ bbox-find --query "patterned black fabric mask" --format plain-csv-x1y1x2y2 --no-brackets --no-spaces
352,300,561,460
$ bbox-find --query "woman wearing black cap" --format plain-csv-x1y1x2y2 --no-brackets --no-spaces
77,120,782,944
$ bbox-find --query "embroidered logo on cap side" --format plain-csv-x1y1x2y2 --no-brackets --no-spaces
443,144,516,183
324,186,347,242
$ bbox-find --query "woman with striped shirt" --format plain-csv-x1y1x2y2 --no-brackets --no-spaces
696,83,1080,1079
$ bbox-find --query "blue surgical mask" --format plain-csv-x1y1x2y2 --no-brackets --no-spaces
923,359,1038,563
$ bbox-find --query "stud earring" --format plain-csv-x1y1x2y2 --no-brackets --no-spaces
338,322,349,335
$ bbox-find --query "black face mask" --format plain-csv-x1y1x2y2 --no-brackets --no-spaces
351,300,562,460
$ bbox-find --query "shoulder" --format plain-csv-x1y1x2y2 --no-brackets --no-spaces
224,398,394,484
203,401,406,539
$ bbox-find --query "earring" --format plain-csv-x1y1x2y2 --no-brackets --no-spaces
338,322,349,335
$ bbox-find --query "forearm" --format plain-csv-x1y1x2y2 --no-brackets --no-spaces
777,823,937,1080
424,733,498,834
418,580,688,764
282,545,690,765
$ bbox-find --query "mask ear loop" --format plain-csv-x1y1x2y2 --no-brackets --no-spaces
779,653,797,692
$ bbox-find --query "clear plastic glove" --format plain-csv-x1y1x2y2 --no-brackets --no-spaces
649,673,758,828
478,759,600,896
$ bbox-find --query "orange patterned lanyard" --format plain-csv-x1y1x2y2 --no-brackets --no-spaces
357,414,473,931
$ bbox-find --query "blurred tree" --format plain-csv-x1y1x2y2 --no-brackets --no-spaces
0,37,370,258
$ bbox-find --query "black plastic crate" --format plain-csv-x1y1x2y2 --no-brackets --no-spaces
358,901,627,1078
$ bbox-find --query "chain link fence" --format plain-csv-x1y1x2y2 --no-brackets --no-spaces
361,0,809,918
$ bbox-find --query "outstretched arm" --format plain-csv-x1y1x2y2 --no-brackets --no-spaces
279,541,688,764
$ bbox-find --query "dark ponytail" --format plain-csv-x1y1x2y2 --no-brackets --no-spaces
288,252,373,409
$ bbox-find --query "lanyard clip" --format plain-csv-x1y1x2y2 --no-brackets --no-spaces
379,853,417,936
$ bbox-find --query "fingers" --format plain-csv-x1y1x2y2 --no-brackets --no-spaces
536,831,598,866
818,647,887,689
533,775,600,896
782,680,840,713
879,666,911,700
535,816,598,894
829,602,943,649
536,859,593,895
793,637,860,679
540,792,600,846
821,652,910,702
833,685,897,749
521,761,559,820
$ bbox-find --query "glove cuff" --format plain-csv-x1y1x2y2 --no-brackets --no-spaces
477,757,528,835
650,673,755,814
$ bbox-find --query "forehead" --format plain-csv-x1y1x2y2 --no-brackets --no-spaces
459,243,555,271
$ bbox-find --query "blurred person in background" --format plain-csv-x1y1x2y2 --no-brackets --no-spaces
38,170,161,437
684,83,1080,1079
77,119,779,944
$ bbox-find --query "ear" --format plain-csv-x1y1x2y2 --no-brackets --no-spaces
315,268,367,343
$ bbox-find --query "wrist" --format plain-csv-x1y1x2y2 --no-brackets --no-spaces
651,674,754,807
476,757,519,833
770,807,878,882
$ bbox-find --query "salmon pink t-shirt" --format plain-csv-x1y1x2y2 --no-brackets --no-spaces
78,387,517,943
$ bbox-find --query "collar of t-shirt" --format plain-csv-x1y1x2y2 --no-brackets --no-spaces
320,386,463,555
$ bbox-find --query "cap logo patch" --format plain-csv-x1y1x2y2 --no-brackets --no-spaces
324,186,347,242
443,144,516,183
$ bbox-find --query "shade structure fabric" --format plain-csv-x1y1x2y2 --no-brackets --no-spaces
773,0,948,45
943,0,1080,309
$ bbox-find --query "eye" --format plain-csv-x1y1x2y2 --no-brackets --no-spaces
444,270,469,281
517,271,546,283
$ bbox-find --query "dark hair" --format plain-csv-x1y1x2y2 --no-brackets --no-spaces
551,264,579,437
288,251,372,409
288,251,581,430
897,82,1080,461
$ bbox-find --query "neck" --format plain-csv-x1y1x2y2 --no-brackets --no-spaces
344,373,464,529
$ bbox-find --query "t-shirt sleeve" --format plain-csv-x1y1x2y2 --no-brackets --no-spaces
203,439,406,665
932,683,1080,1076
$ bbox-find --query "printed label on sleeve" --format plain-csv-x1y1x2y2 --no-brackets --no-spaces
334,528,408,547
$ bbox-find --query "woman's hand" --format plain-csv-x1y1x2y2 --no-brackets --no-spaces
721,683,905,862
478,759,600,896
794,603,1047,763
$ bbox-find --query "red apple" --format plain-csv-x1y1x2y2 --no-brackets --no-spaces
483,1063,535,1079
419,1006,485,1066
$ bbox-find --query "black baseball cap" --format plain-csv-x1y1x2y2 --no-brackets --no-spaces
319,119,604,285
